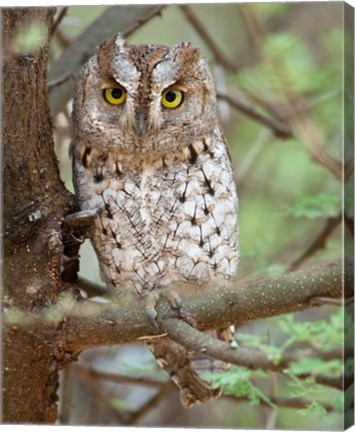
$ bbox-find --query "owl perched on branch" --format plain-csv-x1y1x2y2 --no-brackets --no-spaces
71,34,239,408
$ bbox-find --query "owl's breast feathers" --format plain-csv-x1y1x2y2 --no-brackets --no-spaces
73,131,239,294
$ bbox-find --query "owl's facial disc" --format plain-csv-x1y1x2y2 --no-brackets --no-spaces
75,36,218,151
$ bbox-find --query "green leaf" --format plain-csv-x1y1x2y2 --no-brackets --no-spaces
203,367,274,407
298,401,334,423
288,357,342,376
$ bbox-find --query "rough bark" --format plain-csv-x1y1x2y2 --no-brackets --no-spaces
2,8,78,423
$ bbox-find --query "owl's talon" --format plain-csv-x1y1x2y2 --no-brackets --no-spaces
147,310,158,328
144,292,160,328
163,290,183,312
170,295,182,311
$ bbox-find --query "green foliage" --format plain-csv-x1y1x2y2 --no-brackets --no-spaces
235,332,284,365
237,32,335,100
278,310,343,352
298,402,333,423
288,358,342,376
286,375,338,423
203,367,274,407
216,309,345,422
283,193,341,219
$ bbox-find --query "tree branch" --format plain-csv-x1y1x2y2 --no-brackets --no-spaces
179,5,239,72
49,5,167,116
160,317,344,390
288,215,342,272
217,92,293,139
71,364,166,388
50,7,68,37
223,394,335,413
4,260,350,352
121,4,166,39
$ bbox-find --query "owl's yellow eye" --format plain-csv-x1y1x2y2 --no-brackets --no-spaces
161,89,183,108
103,87,127,105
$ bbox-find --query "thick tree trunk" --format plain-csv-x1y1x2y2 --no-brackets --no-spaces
2,8,77,423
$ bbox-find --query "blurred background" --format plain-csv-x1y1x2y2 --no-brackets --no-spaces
49,2,352,429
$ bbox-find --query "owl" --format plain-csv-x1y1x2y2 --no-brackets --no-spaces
71,34,239,408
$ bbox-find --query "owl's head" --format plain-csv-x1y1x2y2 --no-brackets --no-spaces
72,34,219,160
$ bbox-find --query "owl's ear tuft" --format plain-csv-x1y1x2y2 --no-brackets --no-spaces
114,33,126,50
172,42,200,59
170,42,202,77
96,33,128,77
96,35,117,75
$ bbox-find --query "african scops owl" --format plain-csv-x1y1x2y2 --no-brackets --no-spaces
71,34,239,408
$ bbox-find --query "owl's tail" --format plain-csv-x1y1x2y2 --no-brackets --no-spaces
148,326,233,408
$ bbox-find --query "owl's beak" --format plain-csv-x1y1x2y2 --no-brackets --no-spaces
134,110,149,141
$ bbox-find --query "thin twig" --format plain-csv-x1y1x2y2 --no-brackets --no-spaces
309,297,343,307
122,5,166,38
72,364,175,425
294,347,346,361
127,383,174,425
55,28,70,50
297,373,345,390
223,394,335,412
160,317,344,390
73,365,167,388
291,115,343,181
236,4,344,182
288,215,342,272
50,7,68,37
75,363,126,423
179,5,239,72
48,72,72,90
217,92,293,138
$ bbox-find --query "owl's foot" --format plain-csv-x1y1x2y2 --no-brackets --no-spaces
144,289,183,328
145,292,160,328
163,289,183,312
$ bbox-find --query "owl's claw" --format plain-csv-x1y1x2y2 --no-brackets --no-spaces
147,310,158,328
144,290,183,327
145,292,160,328
168,293,183,312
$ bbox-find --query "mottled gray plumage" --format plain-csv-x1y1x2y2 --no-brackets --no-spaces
71,34,239,408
